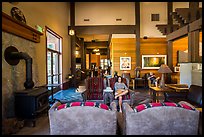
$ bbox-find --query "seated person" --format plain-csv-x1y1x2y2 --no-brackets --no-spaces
147,72,160,87
114,76,129,112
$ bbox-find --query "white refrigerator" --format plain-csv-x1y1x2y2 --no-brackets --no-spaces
179,63,202,87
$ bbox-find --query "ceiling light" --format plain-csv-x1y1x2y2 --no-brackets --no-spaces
93,48,100,52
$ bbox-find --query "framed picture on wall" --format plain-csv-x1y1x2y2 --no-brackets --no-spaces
174,66,180,72
142,55,167,69
120,57,131,70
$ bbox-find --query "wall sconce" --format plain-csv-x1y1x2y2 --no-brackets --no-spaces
69,29,75,36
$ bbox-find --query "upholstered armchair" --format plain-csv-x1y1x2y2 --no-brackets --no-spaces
108,77,132,100
122,102,200,135
49,101,117,135
84,77,104,100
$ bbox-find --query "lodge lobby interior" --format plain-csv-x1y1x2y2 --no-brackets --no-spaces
2,2,202,135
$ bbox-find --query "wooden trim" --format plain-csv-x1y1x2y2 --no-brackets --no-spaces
72,25,136,35
2,12,43,43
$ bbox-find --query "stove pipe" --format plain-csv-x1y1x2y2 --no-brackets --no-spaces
4,46,34,89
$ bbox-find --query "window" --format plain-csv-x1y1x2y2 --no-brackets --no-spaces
100,59,108,69
46,27,62,86
151,14,160,21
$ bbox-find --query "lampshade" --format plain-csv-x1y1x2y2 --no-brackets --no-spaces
158,64,172,88
158,64,172,74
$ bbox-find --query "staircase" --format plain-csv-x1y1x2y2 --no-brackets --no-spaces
156,24,179,35
156,7,202,35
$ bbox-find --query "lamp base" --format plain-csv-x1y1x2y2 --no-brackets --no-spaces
159,73,165,88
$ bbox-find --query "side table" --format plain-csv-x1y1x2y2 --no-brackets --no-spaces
149,86,175,102
103,87,114,105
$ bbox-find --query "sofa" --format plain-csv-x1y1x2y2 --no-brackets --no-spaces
164,85,202,108
48,101,117,135
122,101,200,135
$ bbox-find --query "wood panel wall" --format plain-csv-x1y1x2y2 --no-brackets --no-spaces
172,36,188,67
140,38,167,77
90,54,100,67
110,38,168,78
110,38,136,77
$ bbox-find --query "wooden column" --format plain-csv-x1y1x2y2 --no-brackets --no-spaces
167,2,173,68
188,30,200,62
135,2,140,67
107,35,112,60
167,41,173,70
81,38,86,71
70,2,76,87
189,2,199,23
167,2,173,33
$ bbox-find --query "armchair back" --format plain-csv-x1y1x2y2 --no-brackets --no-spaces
85,77,104,100
122,102,200,135
49,101,117,135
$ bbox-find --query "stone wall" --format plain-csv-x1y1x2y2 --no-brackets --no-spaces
2,31,40,134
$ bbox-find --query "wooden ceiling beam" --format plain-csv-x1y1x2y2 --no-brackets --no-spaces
68,25,136,35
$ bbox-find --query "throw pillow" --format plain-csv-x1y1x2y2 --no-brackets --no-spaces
133,102,195,112
56,101,110,111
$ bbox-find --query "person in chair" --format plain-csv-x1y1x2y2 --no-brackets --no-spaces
148,72,160,87
114,76,129,112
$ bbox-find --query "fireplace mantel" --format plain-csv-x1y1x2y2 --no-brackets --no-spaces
2,12,43,43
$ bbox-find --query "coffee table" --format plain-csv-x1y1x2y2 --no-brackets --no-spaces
149,86,175,102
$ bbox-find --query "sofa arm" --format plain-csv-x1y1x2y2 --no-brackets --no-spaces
49,101,61,112
122,102,134,114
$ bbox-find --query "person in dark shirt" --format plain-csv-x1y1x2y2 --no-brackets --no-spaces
148,72,160,87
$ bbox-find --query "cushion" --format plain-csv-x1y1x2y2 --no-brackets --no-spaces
56,101,110,111
133,102,196,112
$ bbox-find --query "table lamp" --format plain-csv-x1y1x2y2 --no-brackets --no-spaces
158,64,172,88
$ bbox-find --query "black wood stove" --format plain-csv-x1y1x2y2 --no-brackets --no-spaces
4,46,49,127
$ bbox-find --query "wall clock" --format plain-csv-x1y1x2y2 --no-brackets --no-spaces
10,7,26,24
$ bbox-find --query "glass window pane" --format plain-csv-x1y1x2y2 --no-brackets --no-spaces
47,51,52,76
48,76,52,85
53,53,59,75
53,75,59,84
